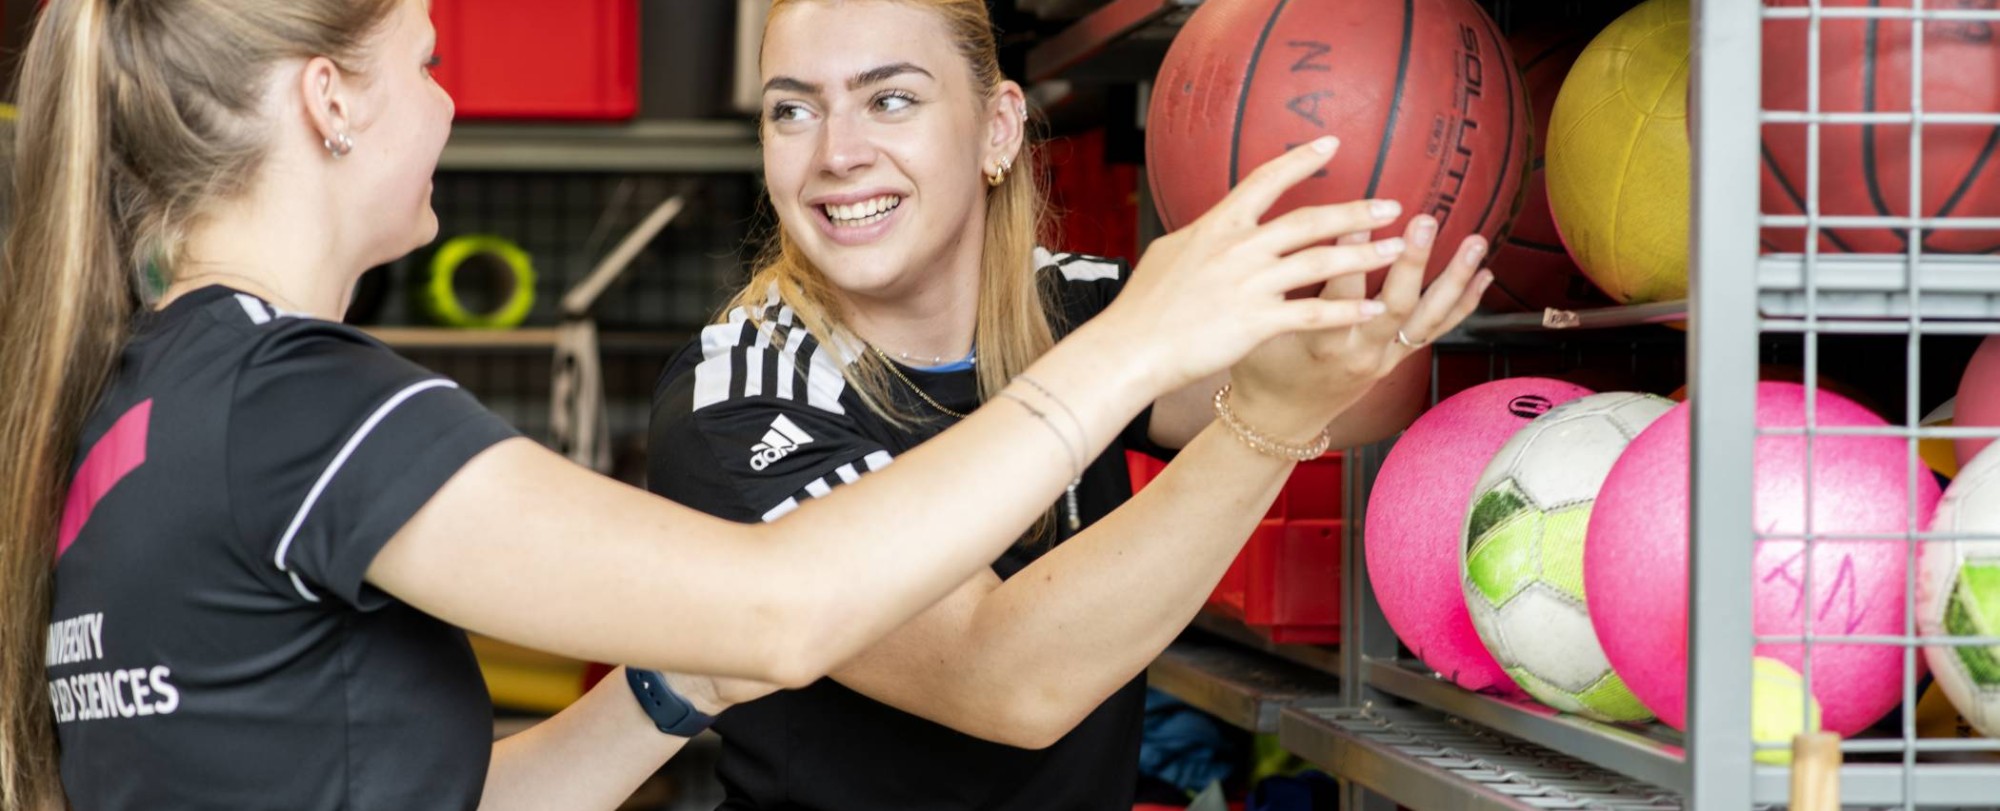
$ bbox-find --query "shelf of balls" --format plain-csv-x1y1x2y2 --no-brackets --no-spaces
1148,633,1343,734
1354,657,2000,808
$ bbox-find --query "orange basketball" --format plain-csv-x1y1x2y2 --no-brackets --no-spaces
1762,0,2000,254
1485,24,1613,312
1145,0,1530,292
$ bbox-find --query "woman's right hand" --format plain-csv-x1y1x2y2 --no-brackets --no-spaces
1101,137,1409,393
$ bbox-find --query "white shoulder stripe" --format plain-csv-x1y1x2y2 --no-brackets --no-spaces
861,450,894,471
1056,257,1122,283
236,294,273,325
762,498,800,523
273,378,460,602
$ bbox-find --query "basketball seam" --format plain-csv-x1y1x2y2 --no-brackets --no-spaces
1859,0,1909,251
1365,0,1417,199
1763,142,1860,252
1507,237,1567,253
1470,7,1523,238
1931,126,2000,253
1227,0,1297,189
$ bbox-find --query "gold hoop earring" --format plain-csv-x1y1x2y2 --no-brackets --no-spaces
986,156,1012,188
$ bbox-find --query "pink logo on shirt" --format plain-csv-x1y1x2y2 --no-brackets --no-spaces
56,400,152,560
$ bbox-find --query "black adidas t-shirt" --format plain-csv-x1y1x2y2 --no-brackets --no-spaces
49,286,519,810
648,251,1170,811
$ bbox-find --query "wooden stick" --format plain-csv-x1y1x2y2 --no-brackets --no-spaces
1790,731,1842,811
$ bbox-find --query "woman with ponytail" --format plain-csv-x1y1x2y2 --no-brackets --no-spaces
643,1,1492,808
0,0,1457,809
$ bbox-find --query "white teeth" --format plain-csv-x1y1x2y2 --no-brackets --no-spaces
823,195,901,226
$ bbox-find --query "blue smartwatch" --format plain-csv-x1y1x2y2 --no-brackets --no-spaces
626,668,717,738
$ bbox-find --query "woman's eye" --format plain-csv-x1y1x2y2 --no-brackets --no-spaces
875,92,917,113
770,102,811,123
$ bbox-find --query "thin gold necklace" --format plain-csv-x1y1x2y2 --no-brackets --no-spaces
871,345,969,419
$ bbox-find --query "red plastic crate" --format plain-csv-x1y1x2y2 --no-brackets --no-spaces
430,0,638,120
1242,519,1342,643
1126,450,1343,643
1267,452,1343,520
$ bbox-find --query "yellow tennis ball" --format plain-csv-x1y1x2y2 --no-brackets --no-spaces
1545,0,1691,305
1920,399,1960,480
1752,656,1824,766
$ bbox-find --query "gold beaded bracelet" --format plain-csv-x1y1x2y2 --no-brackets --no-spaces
1212,384,1332,462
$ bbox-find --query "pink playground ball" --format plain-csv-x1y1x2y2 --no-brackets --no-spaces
1366,377,1594,696
1954,335,2000,468
1586,382,1941,735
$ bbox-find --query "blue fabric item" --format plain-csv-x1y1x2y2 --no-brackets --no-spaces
1138,688,1237,794
1248,771,1342,811
906,350,977,374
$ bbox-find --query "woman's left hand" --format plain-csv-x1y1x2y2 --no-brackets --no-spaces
1226,214,1491,441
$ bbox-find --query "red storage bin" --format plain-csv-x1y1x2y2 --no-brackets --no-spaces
1268,452,1343,520
1129,450,1344,643
1242,519,1342,643
430,0,639,120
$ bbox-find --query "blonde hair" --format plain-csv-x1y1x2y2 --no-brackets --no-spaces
733,0,1057,427
0,0,399,805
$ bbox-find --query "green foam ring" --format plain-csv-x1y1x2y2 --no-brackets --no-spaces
425,234,537,330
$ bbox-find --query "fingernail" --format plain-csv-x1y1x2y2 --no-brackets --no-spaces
1362,301,1388,316
1412,217,1438,248
1465,240,1487,263
1375,237,1406,257
1311,136,1338,154
1477,270,1495,290
1371,200,1401,220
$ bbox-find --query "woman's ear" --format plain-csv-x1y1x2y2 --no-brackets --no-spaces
985,80,1028,172
300,56,355,156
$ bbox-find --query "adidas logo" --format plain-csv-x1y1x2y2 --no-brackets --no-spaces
749,415,815,471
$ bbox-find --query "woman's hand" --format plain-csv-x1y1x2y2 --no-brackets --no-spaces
1099,138,1413,394
1226,213,1492,441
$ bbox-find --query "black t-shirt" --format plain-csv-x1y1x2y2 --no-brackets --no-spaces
648,250,1170,811
49,286,519,810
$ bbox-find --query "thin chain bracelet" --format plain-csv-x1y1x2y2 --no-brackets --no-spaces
999,390,1085,531
1212,384,1332,462
1012,373,1086,444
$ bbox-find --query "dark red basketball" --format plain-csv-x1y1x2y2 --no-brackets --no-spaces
1485,24,1614,312
1145,0,1531,293
1763,0,2000,254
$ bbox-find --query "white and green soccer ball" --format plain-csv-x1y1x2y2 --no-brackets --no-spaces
1461,391,1673,722
1918,441,2000,738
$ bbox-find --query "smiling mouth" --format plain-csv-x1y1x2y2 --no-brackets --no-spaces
821,195,904,228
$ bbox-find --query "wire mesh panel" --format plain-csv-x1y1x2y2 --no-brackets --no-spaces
1734,1,2000,807
356,172,762,332
361,170,767,483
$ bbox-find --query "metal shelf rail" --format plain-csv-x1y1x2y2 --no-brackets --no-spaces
1148,630,1343,734
439,121,762,174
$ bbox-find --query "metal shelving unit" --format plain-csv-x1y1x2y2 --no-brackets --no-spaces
439,120,761,174
1023,0,1200,83
1073,0,2000,804
1148,631,1343,734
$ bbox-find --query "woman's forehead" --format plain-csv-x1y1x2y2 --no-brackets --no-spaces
762,1,961,86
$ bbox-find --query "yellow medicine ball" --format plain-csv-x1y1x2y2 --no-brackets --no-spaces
1546,0,1690,305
